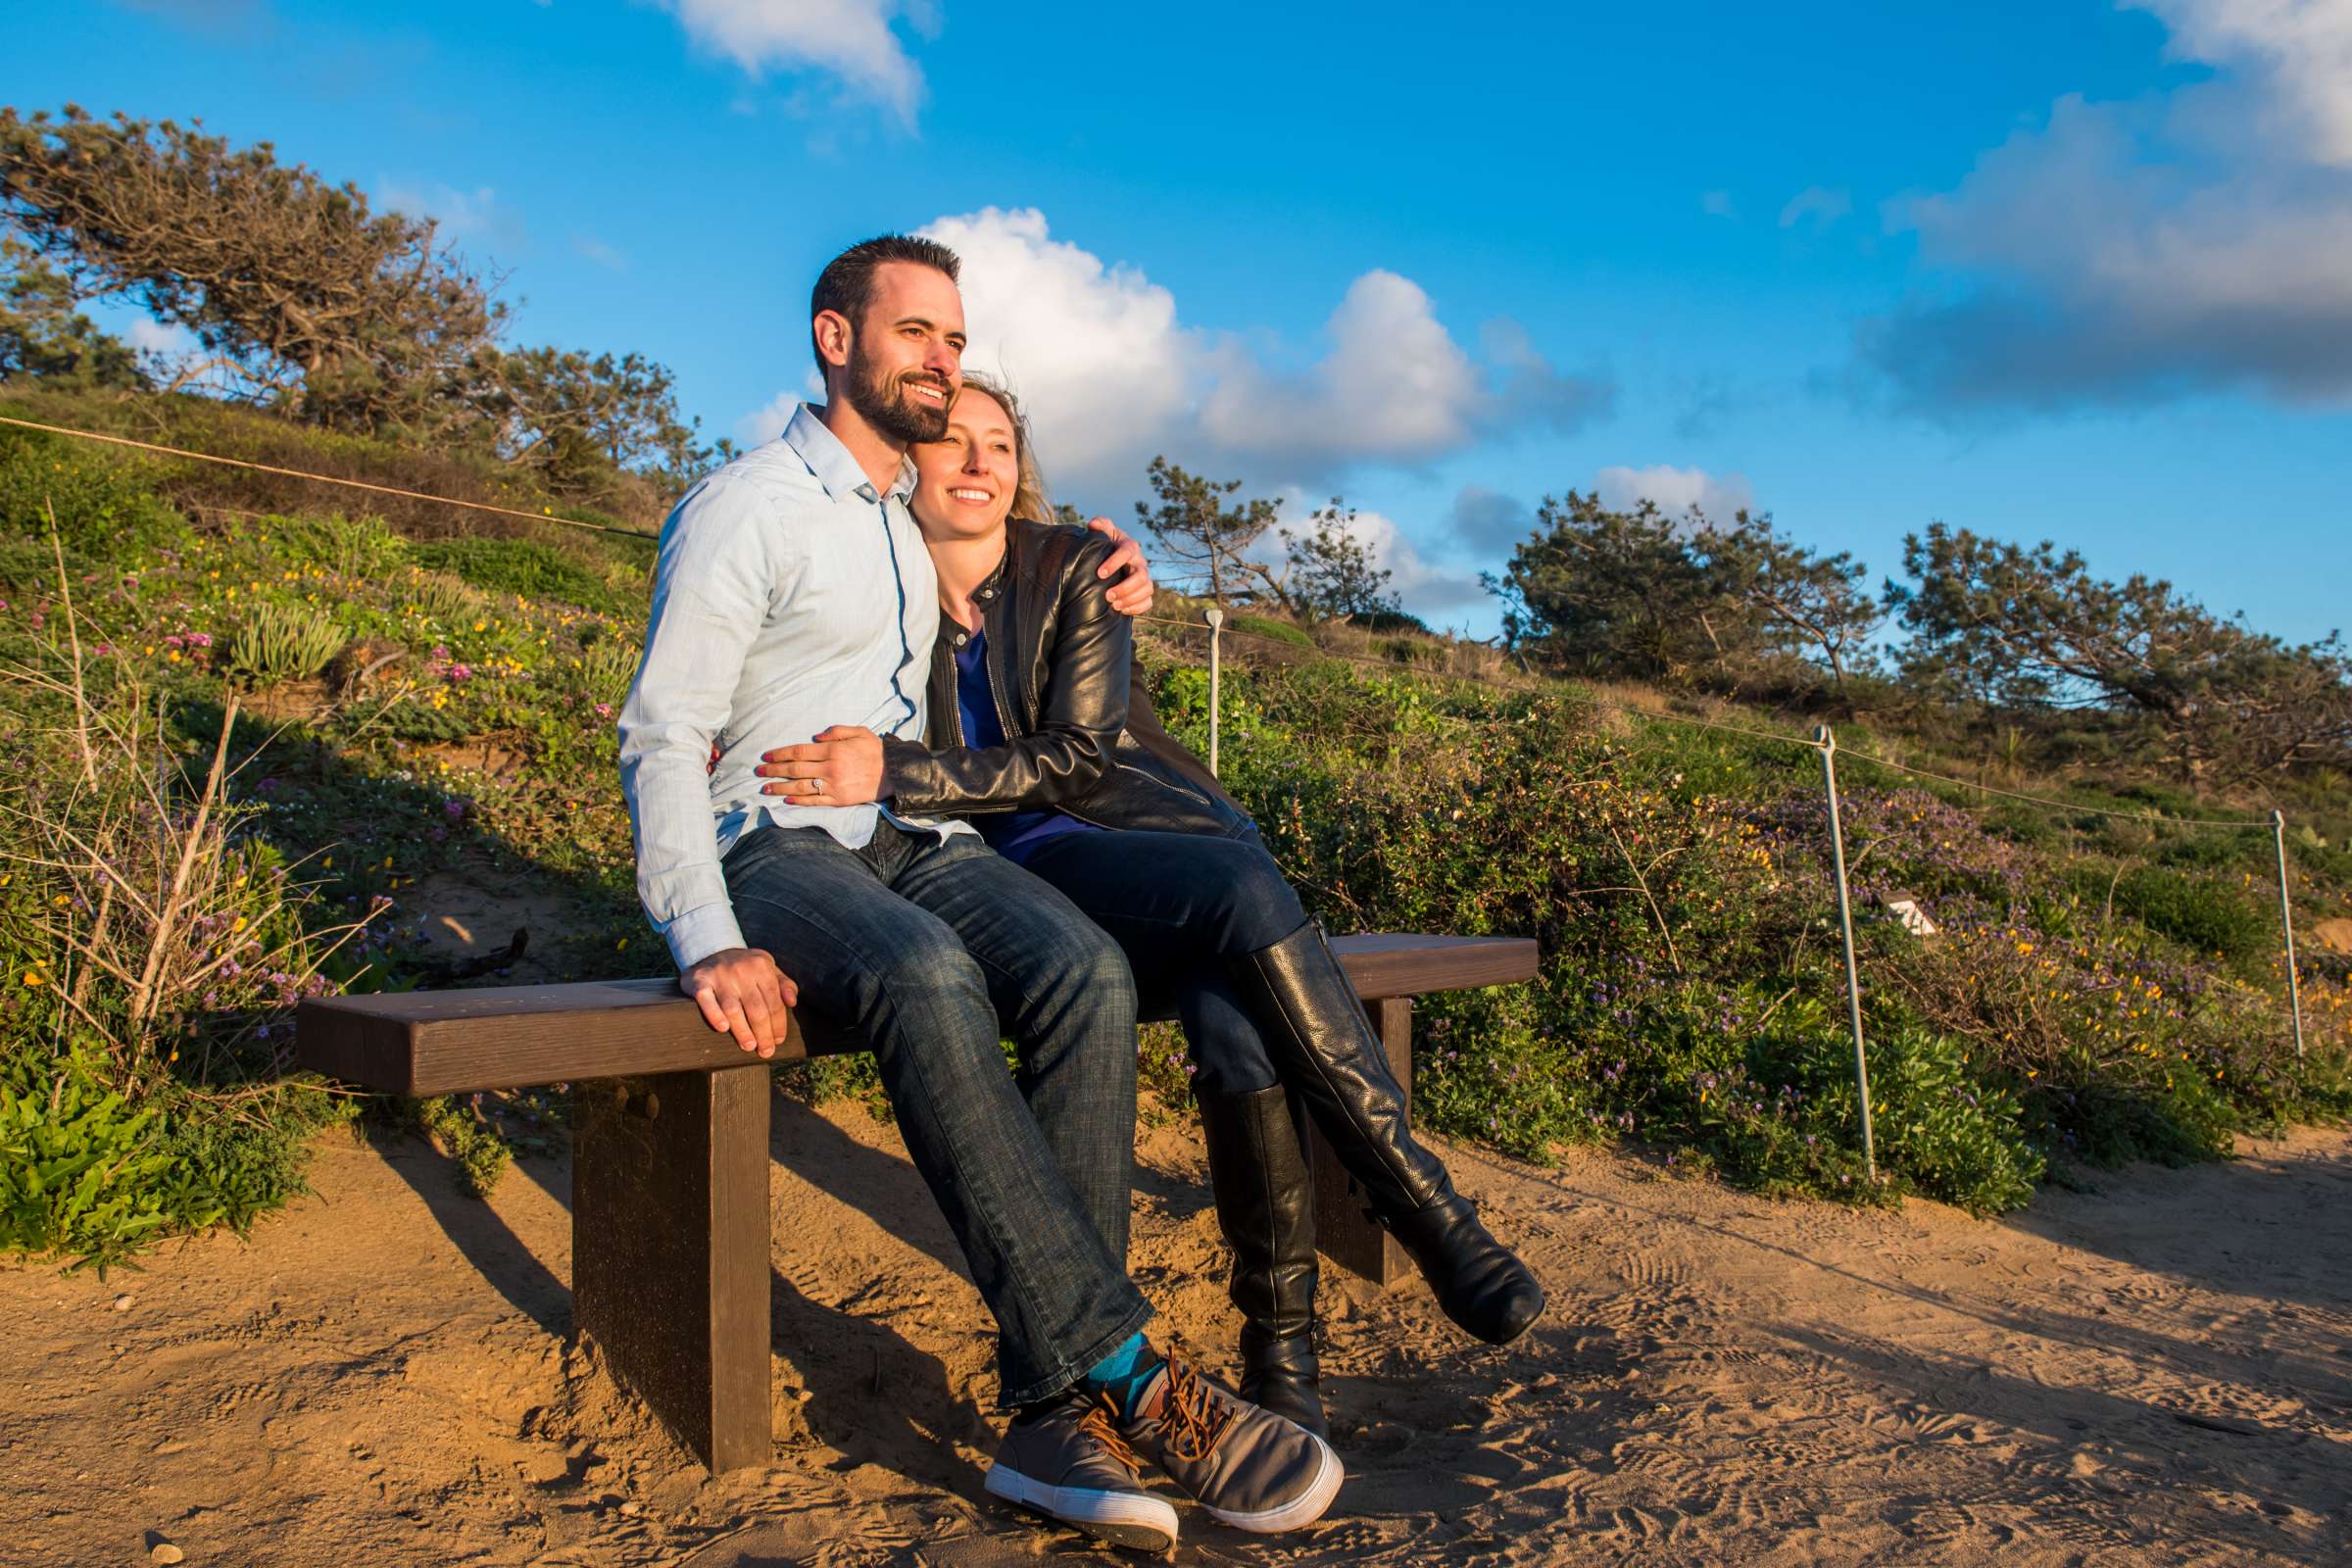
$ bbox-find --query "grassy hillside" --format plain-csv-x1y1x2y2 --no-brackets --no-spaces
4,389,2348,1269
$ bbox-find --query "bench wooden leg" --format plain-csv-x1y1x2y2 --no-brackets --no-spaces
1307,995,1413,1289
572,1063,772,1473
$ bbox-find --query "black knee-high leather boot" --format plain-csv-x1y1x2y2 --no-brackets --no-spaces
1227,920,1545,1347
1199,1083,1327,1439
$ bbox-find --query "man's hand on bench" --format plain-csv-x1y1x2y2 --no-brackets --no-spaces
680,947,799,1057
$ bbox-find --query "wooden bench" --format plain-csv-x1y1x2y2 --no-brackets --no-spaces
296,931,1537,1473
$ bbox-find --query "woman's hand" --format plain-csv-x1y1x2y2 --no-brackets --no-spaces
757,724,885,805
1086,516,1155,617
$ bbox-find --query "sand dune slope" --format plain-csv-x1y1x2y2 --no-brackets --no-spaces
5,1100,2347,1567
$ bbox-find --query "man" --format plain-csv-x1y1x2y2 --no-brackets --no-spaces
617,234,1340,1550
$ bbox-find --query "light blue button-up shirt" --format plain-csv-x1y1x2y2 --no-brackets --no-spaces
618,403,973,970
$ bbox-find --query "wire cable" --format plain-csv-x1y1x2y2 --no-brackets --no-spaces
0,414,661,543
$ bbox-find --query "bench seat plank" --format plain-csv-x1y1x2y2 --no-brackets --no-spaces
296,934,1537,1098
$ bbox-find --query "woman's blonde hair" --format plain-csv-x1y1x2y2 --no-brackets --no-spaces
951,370,1056,524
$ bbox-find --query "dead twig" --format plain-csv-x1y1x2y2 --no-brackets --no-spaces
1607,819,1685,977
128,695,240,1026
44,498,99,789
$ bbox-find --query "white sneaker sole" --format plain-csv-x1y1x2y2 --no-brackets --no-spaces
985,1461,1180,1553
1201,1433,1346,1533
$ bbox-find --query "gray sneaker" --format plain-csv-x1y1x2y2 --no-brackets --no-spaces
1114,1356,1343,1534
986,1391,1180,1553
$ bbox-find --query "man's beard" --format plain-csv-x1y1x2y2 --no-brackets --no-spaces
846,354,951,445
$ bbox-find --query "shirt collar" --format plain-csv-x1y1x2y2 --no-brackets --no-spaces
782,402,909,503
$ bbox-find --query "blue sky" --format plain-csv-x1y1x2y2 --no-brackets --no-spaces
12,0,2351,642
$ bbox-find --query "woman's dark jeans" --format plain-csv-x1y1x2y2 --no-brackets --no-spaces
1016,829,1308,1097
721,819,1151,1408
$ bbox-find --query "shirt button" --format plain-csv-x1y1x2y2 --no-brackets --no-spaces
955,633,967,648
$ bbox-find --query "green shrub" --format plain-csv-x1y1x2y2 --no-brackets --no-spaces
1862,1028,2044,1213
1230,613,1315,650
2112,865,2272,964
0,1041,176,1271
264,513,410,579
0,428,187,554
2154,829,2267,877
400,568,482,628
414,536,630,616
571,637,642,708
1376,636,1440,665
227,601,348,685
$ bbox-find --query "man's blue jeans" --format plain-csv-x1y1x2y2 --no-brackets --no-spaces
720,819,1151,1407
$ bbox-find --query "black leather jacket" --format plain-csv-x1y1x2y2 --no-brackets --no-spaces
880,519,1256,839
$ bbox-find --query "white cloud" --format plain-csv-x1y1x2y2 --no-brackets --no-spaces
123,317,197,357
1700,189,1738,220
572,235,629,271
2134,0,2352,165
735,370,825,447
1594,464,1755,520
1778,185,1851,228
918,207,1191,493
659,0,930,126
374,179,519,249
1862,2,2352,409
868,207,1609,497
1199,270,1486,464
1340,506,1487,614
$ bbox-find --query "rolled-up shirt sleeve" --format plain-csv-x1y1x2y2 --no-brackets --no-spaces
617,476,781,971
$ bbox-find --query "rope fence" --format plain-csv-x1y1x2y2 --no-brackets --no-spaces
0,414,662,543
6,412,2321,1165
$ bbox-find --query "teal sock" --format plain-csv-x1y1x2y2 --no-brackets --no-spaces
1081,1333,1162,1418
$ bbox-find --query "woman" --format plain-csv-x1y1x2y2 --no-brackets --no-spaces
758,375,1543,1437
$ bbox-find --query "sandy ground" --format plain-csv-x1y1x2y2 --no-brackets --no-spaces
5,1101,2349,1568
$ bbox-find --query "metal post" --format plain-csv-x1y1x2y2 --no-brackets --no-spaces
1204,605,1225,777
2274,809,2307,1063
1816,725,1877,1181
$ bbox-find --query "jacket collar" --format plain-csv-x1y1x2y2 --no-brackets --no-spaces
971,517,1037,608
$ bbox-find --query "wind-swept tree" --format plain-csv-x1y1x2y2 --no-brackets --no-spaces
1888,522,2352,781
1133,456,1279,604
1487,490,1883,689
0,106,502,430
1698,514,1884,691
467,346,708,495
1484,491,1732,678
1256,497,1400,624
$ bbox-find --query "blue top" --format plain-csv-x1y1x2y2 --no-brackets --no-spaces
953,624,1103,863
616,402,975,970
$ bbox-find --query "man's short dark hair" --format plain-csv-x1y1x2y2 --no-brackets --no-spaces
810,233,962,373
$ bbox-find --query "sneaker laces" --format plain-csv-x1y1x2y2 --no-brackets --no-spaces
1158,1358,1237,1464
1079,1398,1146,1478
